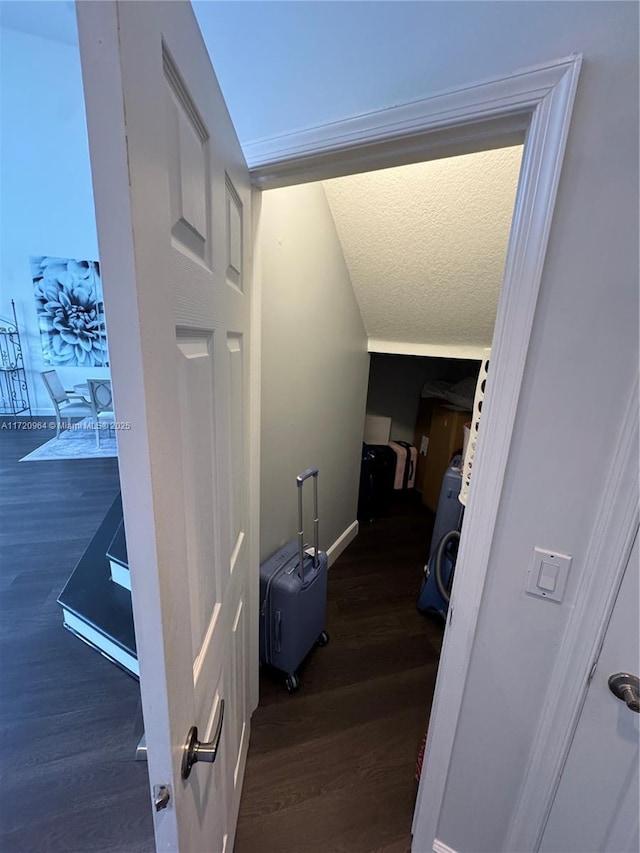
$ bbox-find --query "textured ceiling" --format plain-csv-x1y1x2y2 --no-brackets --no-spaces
322,145,523,353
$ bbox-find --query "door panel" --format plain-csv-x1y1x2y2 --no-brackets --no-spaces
226,177,244,290
77,2,256,850
228,332,246,561
165,52,211,265
176,331,220,664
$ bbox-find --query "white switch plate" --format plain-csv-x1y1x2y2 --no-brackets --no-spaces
526,547,572,603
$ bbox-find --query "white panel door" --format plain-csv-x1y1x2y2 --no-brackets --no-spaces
540,530,639,853
77,2,257,850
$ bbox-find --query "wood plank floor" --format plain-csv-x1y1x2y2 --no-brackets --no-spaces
235,495,442,853
1,419,442,852
0,418,154,853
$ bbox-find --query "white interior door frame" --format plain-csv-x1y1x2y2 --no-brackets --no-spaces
247,55,586,850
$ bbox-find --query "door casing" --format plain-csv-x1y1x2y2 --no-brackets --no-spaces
244,54,633,852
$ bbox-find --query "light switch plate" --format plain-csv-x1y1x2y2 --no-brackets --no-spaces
526,547,572,603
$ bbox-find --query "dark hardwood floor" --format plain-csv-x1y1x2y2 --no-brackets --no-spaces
235,495,442,853
0,418,153,853
1,419,441,852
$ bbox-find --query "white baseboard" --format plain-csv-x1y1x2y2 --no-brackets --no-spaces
432,839,458,853
327,520,358,567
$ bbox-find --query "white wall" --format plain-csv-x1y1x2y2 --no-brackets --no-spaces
260,182,369,563
0,26,107,414
197,3,639,850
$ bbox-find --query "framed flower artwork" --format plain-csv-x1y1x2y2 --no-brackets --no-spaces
30,255,110,367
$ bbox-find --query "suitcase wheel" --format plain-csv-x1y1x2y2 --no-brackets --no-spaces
285,673,300,693
317,631,330,647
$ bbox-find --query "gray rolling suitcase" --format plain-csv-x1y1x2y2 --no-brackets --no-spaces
259,468,329,692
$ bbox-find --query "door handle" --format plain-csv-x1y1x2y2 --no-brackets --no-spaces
608,673,640,713
181,698,225,779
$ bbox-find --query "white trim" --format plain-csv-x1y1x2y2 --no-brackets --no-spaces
247,55,583,853
62,609,139,677
327,520,359,567
408,54,581,850
248,186,263,716
240,56,586,853
247,55,580,189
432,839,458,853
368,339,486,360
504,374,639,850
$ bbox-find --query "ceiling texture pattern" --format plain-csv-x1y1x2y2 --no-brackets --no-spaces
322,145,523,354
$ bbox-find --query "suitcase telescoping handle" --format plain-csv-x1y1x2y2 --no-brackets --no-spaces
296,467,320,582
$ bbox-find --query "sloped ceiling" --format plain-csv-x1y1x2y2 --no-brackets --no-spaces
322,145,523,355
